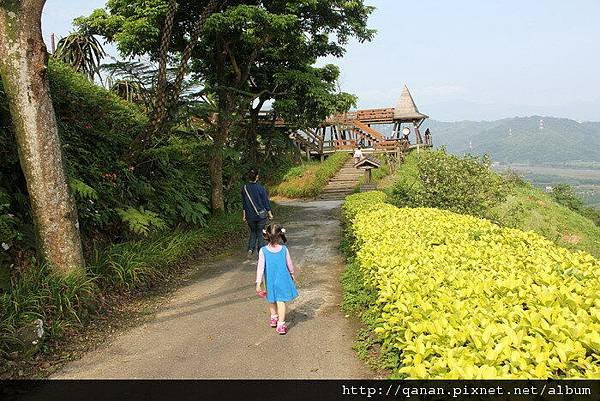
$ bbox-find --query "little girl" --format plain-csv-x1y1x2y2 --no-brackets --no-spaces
255,224,298,335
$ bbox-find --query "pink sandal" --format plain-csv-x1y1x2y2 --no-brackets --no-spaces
276,323,287,335
269,316,278,328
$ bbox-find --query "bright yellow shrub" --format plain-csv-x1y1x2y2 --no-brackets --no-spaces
343,192,600,379
342,191,388,223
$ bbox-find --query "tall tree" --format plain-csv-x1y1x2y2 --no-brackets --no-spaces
77,0,375,213
0,0,85,274
193,2,373,210
77,0,224,155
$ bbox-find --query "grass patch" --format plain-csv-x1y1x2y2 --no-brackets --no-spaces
491,183,600,258
90,212,245,290
0,267,97,359
270,152,349,198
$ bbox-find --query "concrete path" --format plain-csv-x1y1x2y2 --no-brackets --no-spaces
54,200,371,379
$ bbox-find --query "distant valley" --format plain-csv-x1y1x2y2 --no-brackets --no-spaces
421,116,600,208
423,116,600,166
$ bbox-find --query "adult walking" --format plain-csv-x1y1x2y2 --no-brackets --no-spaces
242,169,273,258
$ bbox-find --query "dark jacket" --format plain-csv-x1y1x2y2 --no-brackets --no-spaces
242,182,271,221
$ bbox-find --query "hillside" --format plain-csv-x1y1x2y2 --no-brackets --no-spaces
381,150,600,258
423,116,600,165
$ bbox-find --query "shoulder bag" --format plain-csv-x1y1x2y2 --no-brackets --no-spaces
244,184,268,220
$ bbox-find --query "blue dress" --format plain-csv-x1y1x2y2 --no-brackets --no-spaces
262,245,298,303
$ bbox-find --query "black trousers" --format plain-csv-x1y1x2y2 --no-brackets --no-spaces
247,219,267,252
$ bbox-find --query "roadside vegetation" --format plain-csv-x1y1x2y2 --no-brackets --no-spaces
343,149,600,378
0,61,255,364
270,152,349,198
342,191,600,378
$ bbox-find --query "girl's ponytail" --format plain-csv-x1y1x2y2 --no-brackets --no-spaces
263,224,287,245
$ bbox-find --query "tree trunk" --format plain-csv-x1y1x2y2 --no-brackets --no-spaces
209,89,234,214
146,0,178,139
247,106,260,166
0,0,85,275
209,114,228,214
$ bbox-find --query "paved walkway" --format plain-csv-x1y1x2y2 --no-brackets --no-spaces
54,201,371,379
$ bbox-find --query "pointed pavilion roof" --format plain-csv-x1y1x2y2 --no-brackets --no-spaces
394,85,428,121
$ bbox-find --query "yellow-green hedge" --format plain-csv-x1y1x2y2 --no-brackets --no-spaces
342,191,388,222
343,192,600,378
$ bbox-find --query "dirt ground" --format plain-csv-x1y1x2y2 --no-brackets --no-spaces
53,200,372,379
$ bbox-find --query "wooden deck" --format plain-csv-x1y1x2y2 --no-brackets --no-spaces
258,99,432,156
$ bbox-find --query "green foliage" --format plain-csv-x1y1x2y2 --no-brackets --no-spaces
77,0,373,159
90,211,244,290
1,211,246,356
388,150,600,258
341,259,376,317
54,32,106,82
116,207,167,236
1,60,216,254
342,191,387,223
551,183,584,210
343,192,600,378
491,183,600,258
0,266,98,357
69,178,99,200
551,184,600,227
270,152,349,198
272,65,357,129
389,150,507,218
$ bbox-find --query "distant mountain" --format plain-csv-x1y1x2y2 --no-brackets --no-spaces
422,116,600,165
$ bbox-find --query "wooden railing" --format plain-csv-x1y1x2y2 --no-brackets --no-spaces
333,139,357,150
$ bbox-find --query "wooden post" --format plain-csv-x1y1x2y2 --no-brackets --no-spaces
50,32,56,54
364,168,372,184
414,121,423,144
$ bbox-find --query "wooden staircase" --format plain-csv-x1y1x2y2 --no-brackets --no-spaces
351,120,386,142
351,120,401,150
318,158,363,200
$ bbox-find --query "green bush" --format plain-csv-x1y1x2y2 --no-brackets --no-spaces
90,211,244,290
389,150,507,219
271,152,349,198
343,192,600,379
1,60,215,242
342,191,387,223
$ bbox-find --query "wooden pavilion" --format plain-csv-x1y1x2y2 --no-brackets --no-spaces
280,85,433,157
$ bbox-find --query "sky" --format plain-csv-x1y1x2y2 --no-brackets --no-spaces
42,0,600,122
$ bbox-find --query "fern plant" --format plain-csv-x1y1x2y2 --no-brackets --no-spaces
69,178,98,200
116,207,167,236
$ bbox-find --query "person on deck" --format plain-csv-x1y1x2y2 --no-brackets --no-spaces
353,145,363,164
242,169,273,258
424,128,431,145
